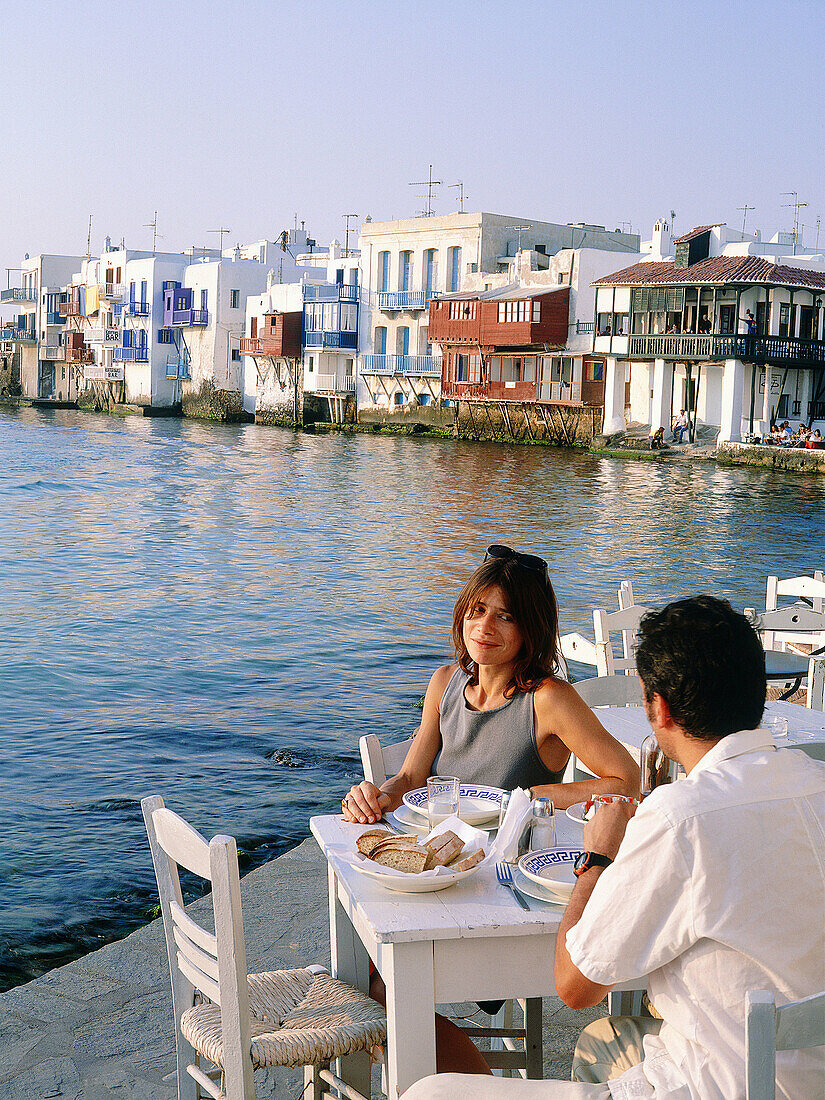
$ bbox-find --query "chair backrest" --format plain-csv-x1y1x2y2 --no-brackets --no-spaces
745,989,825,1100
766,572,825,614
593,604,650,677
573,674,643,708
359,734,413,786
142,795,255,1100
618,579,635,610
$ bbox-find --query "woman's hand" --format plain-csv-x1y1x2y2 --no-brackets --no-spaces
342,781,391,825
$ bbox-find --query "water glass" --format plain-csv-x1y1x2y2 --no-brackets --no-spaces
767,716,789,740
427,775,459,827
498,790,511,829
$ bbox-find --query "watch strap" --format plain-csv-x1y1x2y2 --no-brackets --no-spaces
574,851,613,877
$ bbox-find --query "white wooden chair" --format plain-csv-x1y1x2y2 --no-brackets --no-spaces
559,580,642,675
573,674,643,708
766,572,825,614
593,604,651,677
358,735,542,1080
745,989,825,1100
142,795,385,1100
746,606,825,710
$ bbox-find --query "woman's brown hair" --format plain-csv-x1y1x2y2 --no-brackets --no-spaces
451,555,560,697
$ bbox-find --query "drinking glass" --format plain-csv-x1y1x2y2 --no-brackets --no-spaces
427,776,459,827
767,716,788,740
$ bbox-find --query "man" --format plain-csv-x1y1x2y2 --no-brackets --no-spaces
671,410,689,443
404,597,825,1099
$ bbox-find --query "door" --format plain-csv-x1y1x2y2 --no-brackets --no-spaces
799,306,814,341
756,301,768,335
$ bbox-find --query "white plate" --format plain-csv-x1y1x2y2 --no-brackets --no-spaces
518,848,583,901
565,802,589,826
385,806,430,832
512,866,567,906
403,784,504,826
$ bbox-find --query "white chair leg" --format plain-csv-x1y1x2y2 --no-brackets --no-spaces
304,1063,323,1100
489,1000,514,1077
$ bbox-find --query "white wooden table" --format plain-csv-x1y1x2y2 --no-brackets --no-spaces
593,698,825,761
310,811,599,1098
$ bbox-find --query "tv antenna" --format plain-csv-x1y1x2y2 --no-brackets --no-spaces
506,224,532,254
450,181,468,213
816,215,821,252
209,226,231,255
343,213,358,257
86,214,93,261
782,192,808,254
737,204,754,237
144,211,163,256
409,164,442,216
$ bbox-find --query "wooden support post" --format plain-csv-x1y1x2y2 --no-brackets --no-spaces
501,402,514,439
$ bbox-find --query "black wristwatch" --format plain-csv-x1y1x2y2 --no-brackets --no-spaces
573,851,613,877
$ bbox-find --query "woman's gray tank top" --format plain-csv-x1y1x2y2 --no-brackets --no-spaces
431,668,568,789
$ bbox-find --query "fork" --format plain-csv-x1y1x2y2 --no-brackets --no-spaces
496,861,531,911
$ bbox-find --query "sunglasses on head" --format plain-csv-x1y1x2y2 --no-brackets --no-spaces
484,544,549,580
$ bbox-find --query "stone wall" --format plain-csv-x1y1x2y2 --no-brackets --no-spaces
717,440,825,474
358,403,454,431
453,400,601,446
182,379,249,422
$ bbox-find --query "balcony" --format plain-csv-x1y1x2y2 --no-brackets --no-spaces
576,321,595,334
125,301,151,317
0,287,37,303
113,345,149,362
41,345,65,361
66,346,94,364
303,330,358,350
59,298,82,317
0,325,36,342
628,333,825,368
378,290,428,311
307,372,356,394
46,311,64,325
99,283,125,300
86,327,120,344
168,308,207,326
303,284,359,303
166,351,191,380
361,353,442,377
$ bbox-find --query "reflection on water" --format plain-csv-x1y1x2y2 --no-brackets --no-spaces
0,407,822,989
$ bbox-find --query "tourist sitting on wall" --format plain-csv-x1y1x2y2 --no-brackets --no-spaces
404,596,825,1100
807,429,824,449
342,545,640,1075
671,409,689,443
778,421,793,445
794,422,810,446
649,426,665,450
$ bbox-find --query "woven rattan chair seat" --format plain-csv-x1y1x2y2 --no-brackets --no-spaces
180,967,386,1070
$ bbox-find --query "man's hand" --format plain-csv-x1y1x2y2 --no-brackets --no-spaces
342,781,391,824
583,798,636,860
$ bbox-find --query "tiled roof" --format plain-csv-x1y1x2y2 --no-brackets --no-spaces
593,255,825,291
672,224,722,243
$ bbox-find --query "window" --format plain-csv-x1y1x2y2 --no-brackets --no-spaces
378,251,390,292
597,312,612,336
230,289,240,309
374,326,387,354
157,328,174,344
448,246,462,292
341,304,357,331
394,391,404,405
336,269,344,285
490,355,501,381
456,353,470,382
400,251,413,292
231,348,240,361
612,313,629,336
532,301,541,321
419,393,431,406
345,358,353,377
523,355,536,382
424,248,438,296
200,289,208,311
308,356,314,372
140,279,147,306
585,360,605,382
498,302,506,323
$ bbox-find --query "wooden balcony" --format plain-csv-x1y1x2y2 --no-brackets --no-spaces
240,312,302,358
628,333,825,368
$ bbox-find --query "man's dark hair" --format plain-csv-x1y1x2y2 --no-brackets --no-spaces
635,595,766,740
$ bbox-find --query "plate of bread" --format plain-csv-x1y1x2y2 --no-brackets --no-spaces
350,818,488,892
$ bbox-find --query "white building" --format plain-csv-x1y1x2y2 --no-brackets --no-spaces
357,212,638,412
593,220,825,440
299,240,360,422
1,253,85,401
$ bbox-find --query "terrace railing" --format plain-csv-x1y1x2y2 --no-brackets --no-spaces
303,284,359,303
114,345,149,362
361,353,441,376
378,290,428,311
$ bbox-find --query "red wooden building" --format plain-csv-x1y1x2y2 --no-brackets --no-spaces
240,311,302,359
430,286,571,400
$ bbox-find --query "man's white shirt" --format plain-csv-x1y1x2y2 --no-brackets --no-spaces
565,729,825,1100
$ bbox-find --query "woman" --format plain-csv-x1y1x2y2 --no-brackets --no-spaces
343,545,639,826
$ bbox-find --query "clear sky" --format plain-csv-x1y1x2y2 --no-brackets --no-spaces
2,0,824,285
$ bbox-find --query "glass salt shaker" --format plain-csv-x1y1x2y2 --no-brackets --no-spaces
529,797,556,851
497,790,511,829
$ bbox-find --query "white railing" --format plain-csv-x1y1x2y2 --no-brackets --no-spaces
308,372,356,393
41,345,65,360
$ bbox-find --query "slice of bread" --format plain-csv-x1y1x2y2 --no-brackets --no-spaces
452,849,484,872
356,829,395,856
371,845,429,873
369,834,420,860
424,831,465,869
